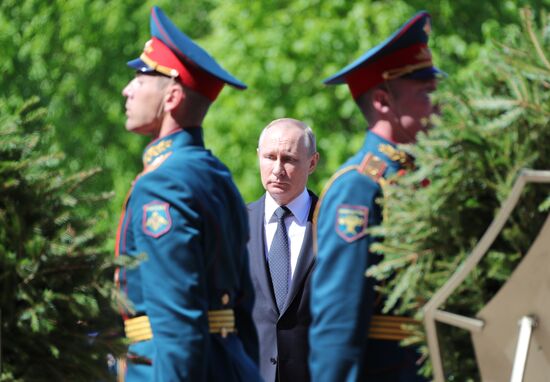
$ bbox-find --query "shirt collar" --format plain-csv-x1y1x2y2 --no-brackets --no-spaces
264,188,311,225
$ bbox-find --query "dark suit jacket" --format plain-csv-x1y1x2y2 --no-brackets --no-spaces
247,190,318,382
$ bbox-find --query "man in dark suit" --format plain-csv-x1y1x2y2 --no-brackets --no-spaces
247,118,320,382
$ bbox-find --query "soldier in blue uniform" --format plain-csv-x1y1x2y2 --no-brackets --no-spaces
309,11,443,381
114,6,261,381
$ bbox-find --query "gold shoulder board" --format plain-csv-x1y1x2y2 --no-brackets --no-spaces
358,153,387,183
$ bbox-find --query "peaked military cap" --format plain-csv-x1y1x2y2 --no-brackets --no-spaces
324,11,444,99
128,6,246,101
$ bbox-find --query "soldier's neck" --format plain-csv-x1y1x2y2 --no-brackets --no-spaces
158,115,203,138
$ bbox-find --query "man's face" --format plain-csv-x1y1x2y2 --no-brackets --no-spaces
388,78,438,143
122,73,168,136
258,122,318,206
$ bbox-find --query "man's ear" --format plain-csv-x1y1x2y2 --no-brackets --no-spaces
372,88,391,114
308,152,320,174
163,83,185,112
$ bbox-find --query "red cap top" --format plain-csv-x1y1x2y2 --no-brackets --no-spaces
345,43,433,99
139,37,225,101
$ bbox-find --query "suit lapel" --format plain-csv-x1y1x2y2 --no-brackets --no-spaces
249,196,279,315
280,191,318,317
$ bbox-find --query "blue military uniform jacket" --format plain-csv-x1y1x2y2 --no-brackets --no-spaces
310,131,426,382
115,127,261,381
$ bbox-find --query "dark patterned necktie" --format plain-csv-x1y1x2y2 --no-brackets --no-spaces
268,206,291,313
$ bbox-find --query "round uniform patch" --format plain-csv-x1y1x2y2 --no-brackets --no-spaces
142,201,172,238
335,204,369,242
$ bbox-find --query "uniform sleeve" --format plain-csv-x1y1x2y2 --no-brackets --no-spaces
309,172,381,382
234,244,260,365
132,171,209,381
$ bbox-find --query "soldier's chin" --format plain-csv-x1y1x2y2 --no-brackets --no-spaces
125,122,156,136
124,121,139,132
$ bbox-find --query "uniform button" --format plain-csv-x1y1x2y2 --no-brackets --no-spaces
270,357,277,365
221,293,230,306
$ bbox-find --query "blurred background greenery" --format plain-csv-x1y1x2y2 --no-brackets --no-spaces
1,0,545,237
1,1,549,380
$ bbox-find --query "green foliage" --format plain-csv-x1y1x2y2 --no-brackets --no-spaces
0,98,124,381
368,8,550,379
4,0,547,215
200,0,550,203
203,0,414,200
0,0,219,243
2,1,550,377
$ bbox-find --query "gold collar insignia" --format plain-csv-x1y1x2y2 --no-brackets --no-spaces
378,144,415,170
143,139,173,166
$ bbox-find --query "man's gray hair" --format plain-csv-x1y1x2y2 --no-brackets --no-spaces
258,118,317,156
